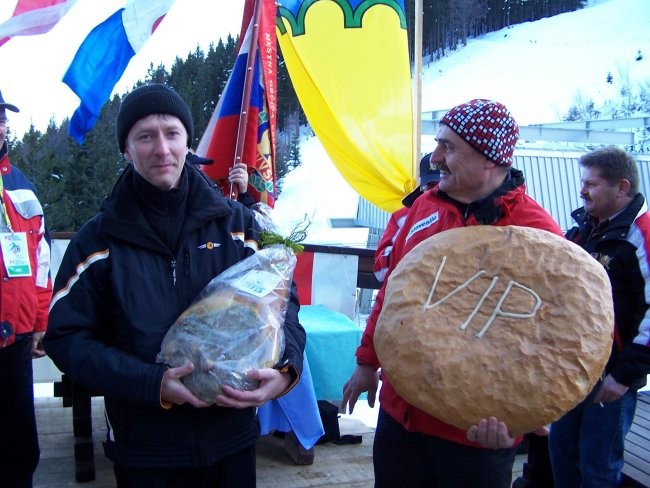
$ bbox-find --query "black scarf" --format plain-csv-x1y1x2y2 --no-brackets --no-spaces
132,167,189,253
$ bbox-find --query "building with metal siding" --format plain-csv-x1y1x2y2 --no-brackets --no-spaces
357,149,650,240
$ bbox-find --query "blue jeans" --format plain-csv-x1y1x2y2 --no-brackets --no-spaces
549,382,637,488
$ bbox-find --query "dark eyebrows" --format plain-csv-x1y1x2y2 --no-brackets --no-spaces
581,177,598,186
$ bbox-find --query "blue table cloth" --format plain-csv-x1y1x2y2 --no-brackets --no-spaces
257,353,324,449
257,305,363,449
299,305,363,403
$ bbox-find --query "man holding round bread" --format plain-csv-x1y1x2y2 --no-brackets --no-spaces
549,146,650,488
44,84,305,487
342,99,563,488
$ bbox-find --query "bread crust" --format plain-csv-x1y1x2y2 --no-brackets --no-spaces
374,225,613,436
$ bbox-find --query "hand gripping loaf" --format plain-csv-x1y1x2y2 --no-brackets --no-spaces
374,225,613,436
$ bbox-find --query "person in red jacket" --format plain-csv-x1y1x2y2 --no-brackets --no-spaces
342,99,562,488
0,90,52,488
373,152,440,283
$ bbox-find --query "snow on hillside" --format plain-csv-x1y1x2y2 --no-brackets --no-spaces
421,0,650,125
273,0,650,246
272,134,371,247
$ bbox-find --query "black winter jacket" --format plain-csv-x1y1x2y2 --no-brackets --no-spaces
44,163,305,467
566,193,650,390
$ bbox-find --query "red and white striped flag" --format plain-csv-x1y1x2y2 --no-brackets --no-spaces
294,251,358,319
0,0,78,47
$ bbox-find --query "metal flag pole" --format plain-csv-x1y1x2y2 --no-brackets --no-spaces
413,0,423,179
230,0,263,200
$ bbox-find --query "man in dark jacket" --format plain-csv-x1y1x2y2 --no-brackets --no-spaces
549,146,650,488
44,84,305,487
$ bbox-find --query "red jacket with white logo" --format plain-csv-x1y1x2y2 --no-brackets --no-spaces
0,151,52,347
357,169,562,446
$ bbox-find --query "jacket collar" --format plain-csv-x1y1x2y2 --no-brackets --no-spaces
0,142,10,177
434,168,526,224
571,193,647,241
98,163,233,252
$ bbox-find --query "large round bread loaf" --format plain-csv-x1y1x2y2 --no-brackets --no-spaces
374,225,613,436
156,244,293,403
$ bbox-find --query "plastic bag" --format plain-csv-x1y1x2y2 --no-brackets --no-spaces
156,243,296,404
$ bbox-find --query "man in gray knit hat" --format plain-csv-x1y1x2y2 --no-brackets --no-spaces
44,83,306,487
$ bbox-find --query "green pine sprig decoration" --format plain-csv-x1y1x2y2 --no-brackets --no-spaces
259,217,310,253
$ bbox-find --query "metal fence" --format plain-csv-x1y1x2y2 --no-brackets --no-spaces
356,149,650,236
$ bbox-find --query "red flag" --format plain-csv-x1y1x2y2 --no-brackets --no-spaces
0,0,78,47
197,0,277,207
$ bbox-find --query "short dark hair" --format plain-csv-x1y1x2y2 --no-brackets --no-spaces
579,146,639,196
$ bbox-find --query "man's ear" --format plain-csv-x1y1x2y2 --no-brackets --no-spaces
483,156,497,169
618,178,631,197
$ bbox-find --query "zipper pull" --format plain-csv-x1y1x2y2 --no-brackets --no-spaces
1,322,14,348
170,258,176,286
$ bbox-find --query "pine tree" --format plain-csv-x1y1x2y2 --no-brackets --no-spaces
288,131,301,170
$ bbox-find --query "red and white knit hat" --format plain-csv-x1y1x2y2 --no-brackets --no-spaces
439,99,519,166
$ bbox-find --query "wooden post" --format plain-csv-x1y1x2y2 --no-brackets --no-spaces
413,0,423,178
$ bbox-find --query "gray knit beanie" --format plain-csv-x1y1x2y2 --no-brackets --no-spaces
117,83,193,153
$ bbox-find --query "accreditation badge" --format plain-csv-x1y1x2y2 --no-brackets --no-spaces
0,232,32,277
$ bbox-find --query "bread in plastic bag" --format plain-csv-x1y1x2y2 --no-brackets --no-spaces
156,243,296,404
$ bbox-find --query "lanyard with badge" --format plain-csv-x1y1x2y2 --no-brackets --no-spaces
0,175,31,278
0,175,31,346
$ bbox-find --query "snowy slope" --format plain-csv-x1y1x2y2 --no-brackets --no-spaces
272,0,650,246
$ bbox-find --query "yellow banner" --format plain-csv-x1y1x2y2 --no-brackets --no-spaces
277,0,414,213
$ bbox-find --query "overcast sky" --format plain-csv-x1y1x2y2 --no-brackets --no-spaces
0,1,245,136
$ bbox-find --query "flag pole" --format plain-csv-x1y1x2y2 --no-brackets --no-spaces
413,0,423,179
230,0,262,200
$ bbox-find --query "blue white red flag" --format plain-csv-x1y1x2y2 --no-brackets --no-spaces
197,0,277,207
63,0,175,144
0,0,78,47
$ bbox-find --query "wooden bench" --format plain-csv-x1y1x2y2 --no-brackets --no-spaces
623,391,650,488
